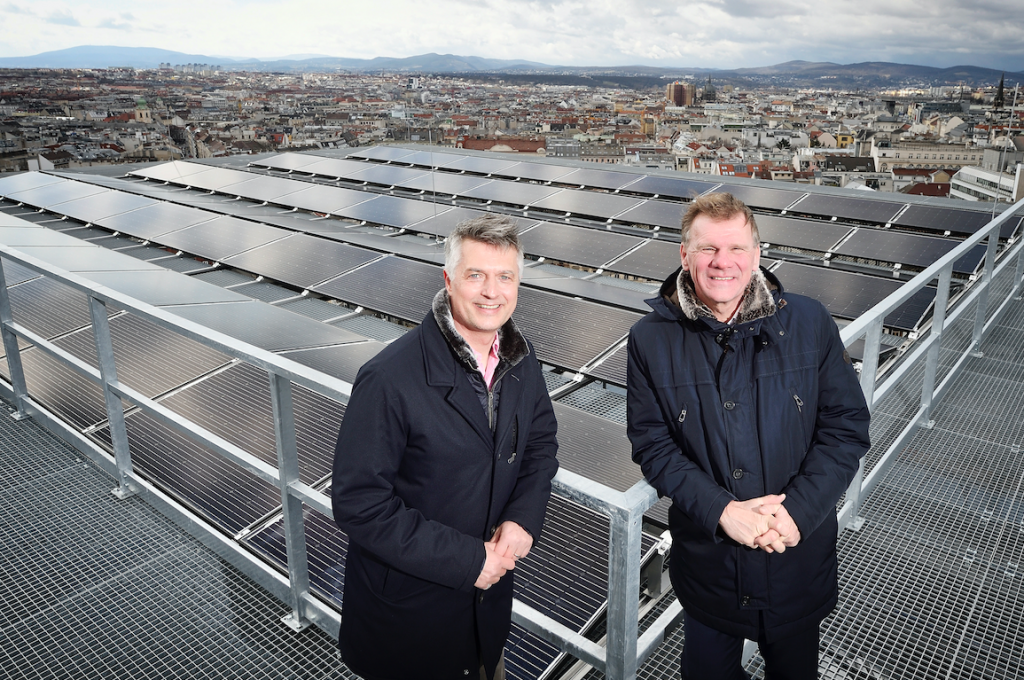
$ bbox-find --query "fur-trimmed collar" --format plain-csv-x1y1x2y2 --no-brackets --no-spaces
670,267,777,324
431,288,530,372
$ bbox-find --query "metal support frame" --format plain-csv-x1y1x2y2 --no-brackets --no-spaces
919,264,953,425
0,259,30,419
1015,239,1024,300
971,232,1001,355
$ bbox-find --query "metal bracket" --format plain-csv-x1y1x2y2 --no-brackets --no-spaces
281,612,311,632
111,484,137,500
848,516,866,531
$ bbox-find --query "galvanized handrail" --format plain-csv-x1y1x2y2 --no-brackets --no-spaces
0,242,662,678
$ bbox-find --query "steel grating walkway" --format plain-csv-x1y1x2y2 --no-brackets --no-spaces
0,400,354,680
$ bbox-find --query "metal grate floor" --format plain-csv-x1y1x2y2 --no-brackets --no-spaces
0,400,354,680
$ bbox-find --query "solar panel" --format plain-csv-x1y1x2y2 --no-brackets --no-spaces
334,195,449,228
834,229,959,268
395,150,461,168
157,361,344,484
442,155,520,175
615,200,685,230
167,301,365,351
129,160,215,182
0,256,41,286
953,244,988,276
774,261,935,332
0,227,90,247
893,205,1013,239
408,208,534,238
514,287,641,371
173,167,254,192
78,270,252,306
11,245,162,273
461,181,563,207
529,190,643,220
348,146,416,162
790,194,904,224
96,202,214,239
551,402,638,492
278,342,387,384
6,182,109,208
297,157,378,178
348,164,429,187
755,214,852,253
4,346,111,430
492,161,581,183
710,184,804,211
47,190,156,224
396,172,492,195
250,152,325,171
522,275,650,313
311,255,440,322
621,175,717,200
583,342,628,386
0,172,67,196
556,168,643,191
519,221,643,268
223,233,381,288
155,215,291,262
5,276,95,341
218,175,312,201
604,239,680,280
269,184,377,214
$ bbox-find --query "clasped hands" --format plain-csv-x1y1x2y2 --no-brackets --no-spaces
719,494,801,554
474,520,533,590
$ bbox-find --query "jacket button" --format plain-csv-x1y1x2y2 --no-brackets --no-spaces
464,670,470,676
478,593,484,604
724,400,736,410
732,468,744,479
742,595,751,606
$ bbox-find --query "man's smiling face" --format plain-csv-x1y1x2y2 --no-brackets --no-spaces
681,212,760,322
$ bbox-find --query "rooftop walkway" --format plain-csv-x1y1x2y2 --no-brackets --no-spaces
3,279,1023,679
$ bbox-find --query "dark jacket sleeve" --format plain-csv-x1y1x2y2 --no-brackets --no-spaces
331,361,485,594
781,302,871,537
497,347,559,539
626,324,735,539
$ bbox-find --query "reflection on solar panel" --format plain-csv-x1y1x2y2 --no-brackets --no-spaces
0,256,41,286
893,205,1013,239
219,175,311,201
519,222,642,268
396,150,461,168
514,287,641,371
311,255,439,322
96,202,213,239
129,160,214,182
335,194,449,227
442,155,520,175
604,239,681,280
615,200,685,230
397,172,492,195
46,190,155,224
348,146,416,162
167,301,364,351
530,190,643,220
711,184,804,211
756,214,851,253
251,152,325,171
6,276,95,341
552,403,637,491
0,227,88,247
523,276,650,313
4,346,111,429
791,194,904,224
224,233,381,288
79,270,252,306
409,208,513,237
775,261,935,332
493,161,580,183
556,168,643,191
272,184,376,213
0,172,66,196
6,181,109,208
834,229,958,268
12,245,162,273
173,166,253,192
462,181,563,206
622,175,717,200
296,157,375,178
349,164,429,186
583,342,628,386
156,215,290,261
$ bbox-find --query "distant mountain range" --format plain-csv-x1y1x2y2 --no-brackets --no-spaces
0,46,1021,88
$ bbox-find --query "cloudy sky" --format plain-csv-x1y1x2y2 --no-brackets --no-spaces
1,0,1023,70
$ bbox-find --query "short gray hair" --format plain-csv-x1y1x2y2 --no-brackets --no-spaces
444,214,525,277
680,192,759,248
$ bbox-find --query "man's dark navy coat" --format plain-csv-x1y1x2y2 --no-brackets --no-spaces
331,296,558,680
627,268,870,641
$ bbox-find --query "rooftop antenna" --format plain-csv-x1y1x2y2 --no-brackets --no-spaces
991,82,1019,220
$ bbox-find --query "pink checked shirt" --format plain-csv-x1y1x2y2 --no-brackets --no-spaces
470,333,501,389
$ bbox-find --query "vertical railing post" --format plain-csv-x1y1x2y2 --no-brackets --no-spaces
1014,237,1024,300
844,317,883,531
971,231,1000,355
0,260,30,420
605,496,643,680
88,296,135,499
920,264,954,426
269,371,312,631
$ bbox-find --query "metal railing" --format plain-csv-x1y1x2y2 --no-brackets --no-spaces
0,242,662,679
2,195,1022,679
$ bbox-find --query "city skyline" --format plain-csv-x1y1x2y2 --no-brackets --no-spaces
1,0,1023,72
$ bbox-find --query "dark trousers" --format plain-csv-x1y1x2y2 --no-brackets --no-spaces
679,610,819,680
